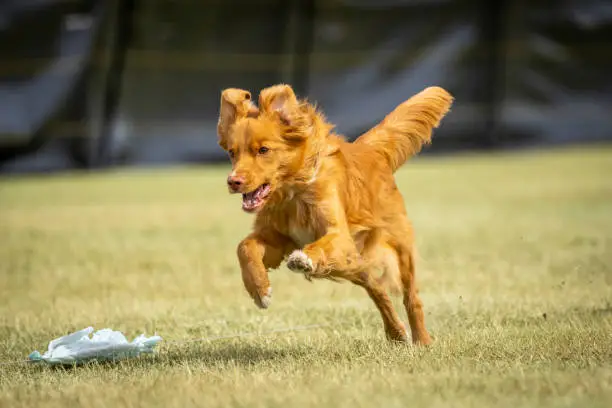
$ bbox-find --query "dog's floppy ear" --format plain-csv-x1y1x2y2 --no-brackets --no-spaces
258,84,299,126
217,88,259,149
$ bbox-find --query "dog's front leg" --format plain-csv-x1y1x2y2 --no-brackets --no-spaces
286,231,362,280
237,232,290,309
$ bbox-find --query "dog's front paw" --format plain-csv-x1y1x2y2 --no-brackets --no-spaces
286,250,314,279
254,287,272,309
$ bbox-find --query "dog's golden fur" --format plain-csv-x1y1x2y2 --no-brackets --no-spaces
217,84,453,344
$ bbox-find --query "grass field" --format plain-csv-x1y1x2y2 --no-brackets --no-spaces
1,145,611,408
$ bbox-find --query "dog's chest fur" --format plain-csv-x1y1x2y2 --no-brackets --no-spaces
272,193,321,248
288,223,316,247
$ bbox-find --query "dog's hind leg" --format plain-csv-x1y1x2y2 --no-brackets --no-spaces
348,272,408,342
382,211,432,346
397,244,432,345
340,231,407,342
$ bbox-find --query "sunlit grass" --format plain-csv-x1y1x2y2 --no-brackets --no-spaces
1,145,611,408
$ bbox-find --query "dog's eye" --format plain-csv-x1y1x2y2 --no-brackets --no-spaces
228,150,235,159
258,146,269,155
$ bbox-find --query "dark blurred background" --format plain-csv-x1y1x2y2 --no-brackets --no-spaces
1,0,611,173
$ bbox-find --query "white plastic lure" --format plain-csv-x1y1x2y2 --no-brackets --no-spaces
29,327,162,365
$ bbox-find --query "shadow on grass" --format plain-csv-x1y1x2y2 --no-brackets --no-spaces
159,342,311,367
148,336,387,369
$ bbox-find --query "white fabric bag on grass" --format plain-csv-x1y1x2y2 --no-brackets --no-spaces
29,327,162,365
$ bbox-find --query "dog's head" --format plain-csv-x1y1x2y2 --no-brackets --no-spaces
217,84,331,213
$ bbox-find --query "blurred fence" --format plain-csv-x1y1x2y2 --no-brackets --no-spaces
1,0,611,173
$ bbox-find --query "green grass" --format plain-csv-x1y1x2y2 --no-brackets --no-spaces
1,145,611,408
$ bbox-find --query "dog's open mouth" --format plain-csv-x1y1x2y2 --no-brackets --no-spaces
242,183,271,212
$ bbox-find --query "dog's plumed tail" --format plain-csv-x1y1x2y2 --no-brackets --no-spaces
356,86,453,172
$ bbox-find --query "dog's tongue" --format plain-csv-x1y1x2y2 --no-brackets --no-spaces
242,184,270,211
